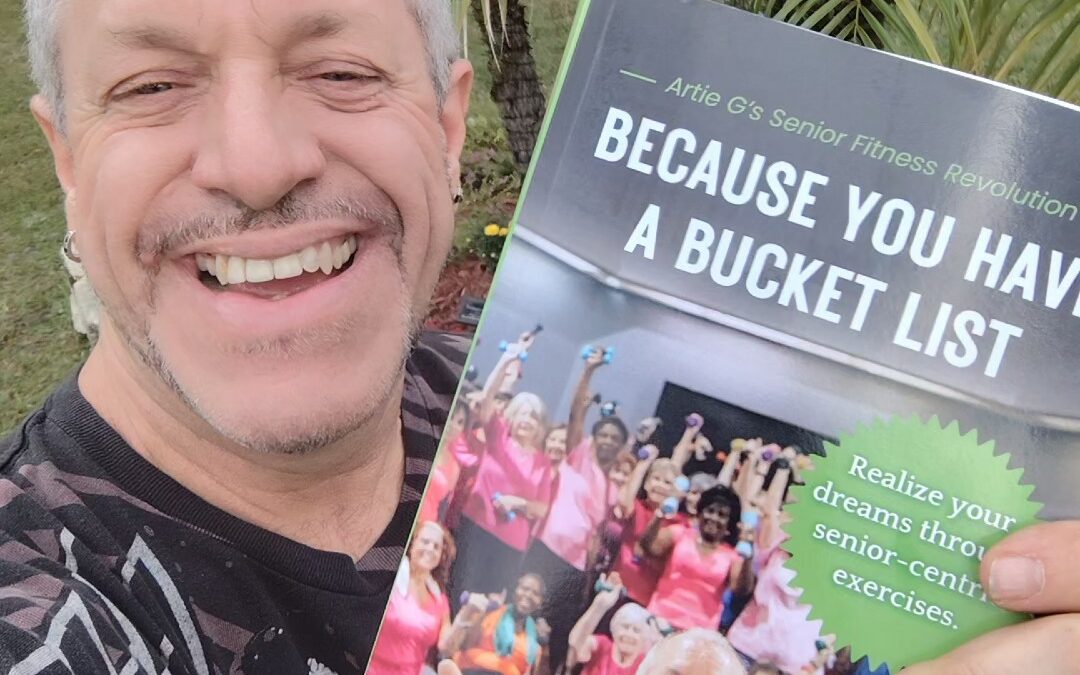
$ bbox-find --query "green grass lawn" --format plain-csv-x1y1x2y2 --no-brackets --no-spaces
0,2,576,434
0,1,90,433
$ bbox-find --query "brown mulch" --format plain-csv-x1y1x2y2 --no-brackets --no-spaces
424,256,496,334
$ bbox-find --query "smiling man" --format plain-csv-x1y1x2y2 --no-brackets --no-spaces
1,0,471,672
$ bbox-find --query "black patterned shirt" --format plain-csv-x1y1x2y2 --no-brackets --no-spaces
0,331,467,675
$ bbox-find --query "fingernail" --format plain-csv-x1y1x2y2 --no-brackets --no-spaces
989,556,1045,601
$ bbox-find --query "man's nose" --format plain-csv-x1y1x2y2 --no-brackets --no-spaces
192,71,326,211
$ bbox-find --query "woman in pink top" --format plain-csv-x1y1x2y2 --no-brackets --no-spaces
610,416,711,605
728,461,827,674
369,521,455,675
451,334,553,601
569,573,656,675
642,485,754,631
420,399,471,525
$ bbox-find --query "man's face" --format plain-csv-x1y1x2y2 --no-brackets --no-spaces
37,0,472,453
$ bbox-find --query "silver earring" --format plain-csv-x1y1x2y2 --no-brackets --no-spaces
62,230,82,264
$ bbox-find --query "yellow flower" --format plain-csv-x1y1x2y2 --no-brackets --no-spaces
484,224,500,236
499,227,509,237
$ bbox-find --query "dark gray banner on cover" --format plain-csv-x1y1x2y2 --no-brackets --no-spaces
517,0,1080,419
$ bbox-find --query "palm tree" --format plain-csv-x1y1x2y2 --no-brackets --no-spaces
462,0,1078,179
732,0,1080,103
459,0,547,174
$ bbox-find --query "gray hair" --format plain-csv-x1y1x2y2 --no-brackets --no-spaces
23,0,459,126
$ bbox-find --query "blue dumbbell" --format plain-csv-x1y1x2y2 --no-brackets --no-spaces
464,365,478,382
736,540,754,559
593,579,627,596
635,446,651,461
741,509,761,530
492,493,517,522
674,475,690,493
600,401,618,417
581,345,615,364
459,592,500,613
815,639,828,652
661,497,680,516
498,340,528,361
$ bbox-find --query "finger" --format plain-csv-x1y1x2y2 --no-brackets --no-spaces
981,520,1080,613
905,614,1080,675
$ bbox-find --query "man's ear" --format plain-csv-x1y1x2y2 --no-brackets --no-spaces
439,59,474,191
30,94,76,195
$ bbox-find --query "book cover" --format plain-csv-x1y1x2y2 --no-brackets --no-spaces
368,1,1079,673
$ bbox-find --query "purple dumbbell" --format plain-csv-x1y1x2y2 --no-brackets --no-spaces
459,592,500,613
685,413,703,428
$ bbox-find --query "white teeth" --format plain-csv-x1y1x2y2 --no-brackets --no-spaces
318,241,334,275
245,259,274,283
215,255,228,283
226,256,246,285
273,254,303,280
300,246,320,274
199,237,356,286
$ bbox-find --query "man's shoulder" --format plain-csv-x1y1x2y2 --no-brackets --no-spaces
407,330,472,400
414,330,471,372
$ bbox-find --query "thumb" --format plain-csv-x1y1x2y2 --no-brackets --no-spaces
981,520,1080,614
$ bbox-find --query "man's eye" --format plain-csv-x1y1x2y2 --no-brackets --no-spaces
130,82,175,96
319,71,372,83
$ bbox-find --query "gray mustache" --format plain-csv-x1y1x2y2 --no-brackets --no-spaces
137,189,403,260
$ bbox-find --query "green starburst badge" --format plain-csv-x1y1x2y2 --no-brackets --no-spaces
784,416,1041,670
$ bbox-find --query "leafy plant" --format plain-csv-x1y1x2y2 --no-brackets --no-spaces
728,0,1080,103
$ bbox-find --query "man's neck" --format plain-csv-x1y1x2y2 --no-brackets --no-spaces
78,336,406,562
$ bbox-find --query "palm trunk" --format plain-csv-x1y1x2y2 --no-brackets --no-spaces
472,0,547,175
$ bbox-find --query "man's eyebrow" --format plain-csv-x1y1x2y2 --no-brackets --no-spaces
282,11,351,47
107,12,353,54
109,25,199,54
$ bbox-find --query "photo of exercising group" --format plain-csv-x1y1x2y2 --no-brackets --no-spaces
368,323,884,675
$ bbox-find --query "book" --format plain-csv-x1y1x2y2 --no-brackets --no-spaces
368,1,1080,673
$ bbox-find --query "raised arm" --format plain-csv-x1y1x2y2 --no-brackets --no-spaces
616,444,656,518
568,575,625,665
566,348,606,451
478,333,533,424
716,443,742,488
729,552,754,596
638,511,679,559
670,415,702,474
439,593,494,655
